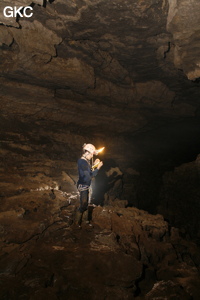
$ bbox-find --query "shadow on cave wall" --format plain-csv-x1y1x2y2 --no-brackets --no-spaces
92,154,170,214
92,158,122,206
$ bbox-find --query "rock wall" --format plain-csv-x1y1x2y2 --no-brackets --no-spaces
158,154,200,241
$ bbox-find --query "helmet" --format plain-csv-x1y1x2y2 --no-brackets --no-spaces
83,143,97,155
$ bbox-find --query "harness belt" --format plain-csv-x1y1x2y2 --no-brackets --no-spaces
77,184,89,192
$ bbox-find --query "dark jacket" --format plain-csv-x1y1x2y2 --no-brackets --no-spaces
77,158,99,186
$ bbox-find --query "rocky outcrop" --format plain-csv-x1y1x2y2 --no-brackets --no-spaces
0,183,200,299
0,138,200,298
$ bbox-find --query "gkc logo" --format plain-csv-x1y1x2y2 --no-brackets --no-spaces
3,6,33,18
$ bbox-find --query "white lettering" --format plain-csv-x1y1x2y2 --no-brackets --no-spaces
23,7,33,18
3,6,13,17
14,6,24,18
3,6,33,18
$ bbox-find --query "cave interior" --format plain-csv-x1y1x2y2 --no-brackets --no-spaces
0,0,200,299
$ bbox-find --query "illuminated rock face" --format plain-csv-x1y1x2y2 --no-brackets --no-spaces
0,0,200,298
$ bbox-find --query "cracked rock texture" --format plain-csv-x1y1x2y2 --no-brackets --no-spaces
0,0,200,299
0,185,200,299
0,0,199,144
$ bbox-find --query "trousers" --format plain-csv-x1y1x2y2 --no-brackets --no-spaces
78,189,89,213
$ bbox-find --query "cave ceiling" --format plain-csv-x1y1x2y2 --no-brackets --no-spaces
0,0,200,166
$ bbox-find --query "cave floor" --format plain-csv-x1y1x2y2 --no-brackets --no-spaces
0,192,200,300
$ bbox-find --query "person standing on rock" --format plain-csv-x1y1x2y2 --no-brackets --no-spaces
75,143,103,227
